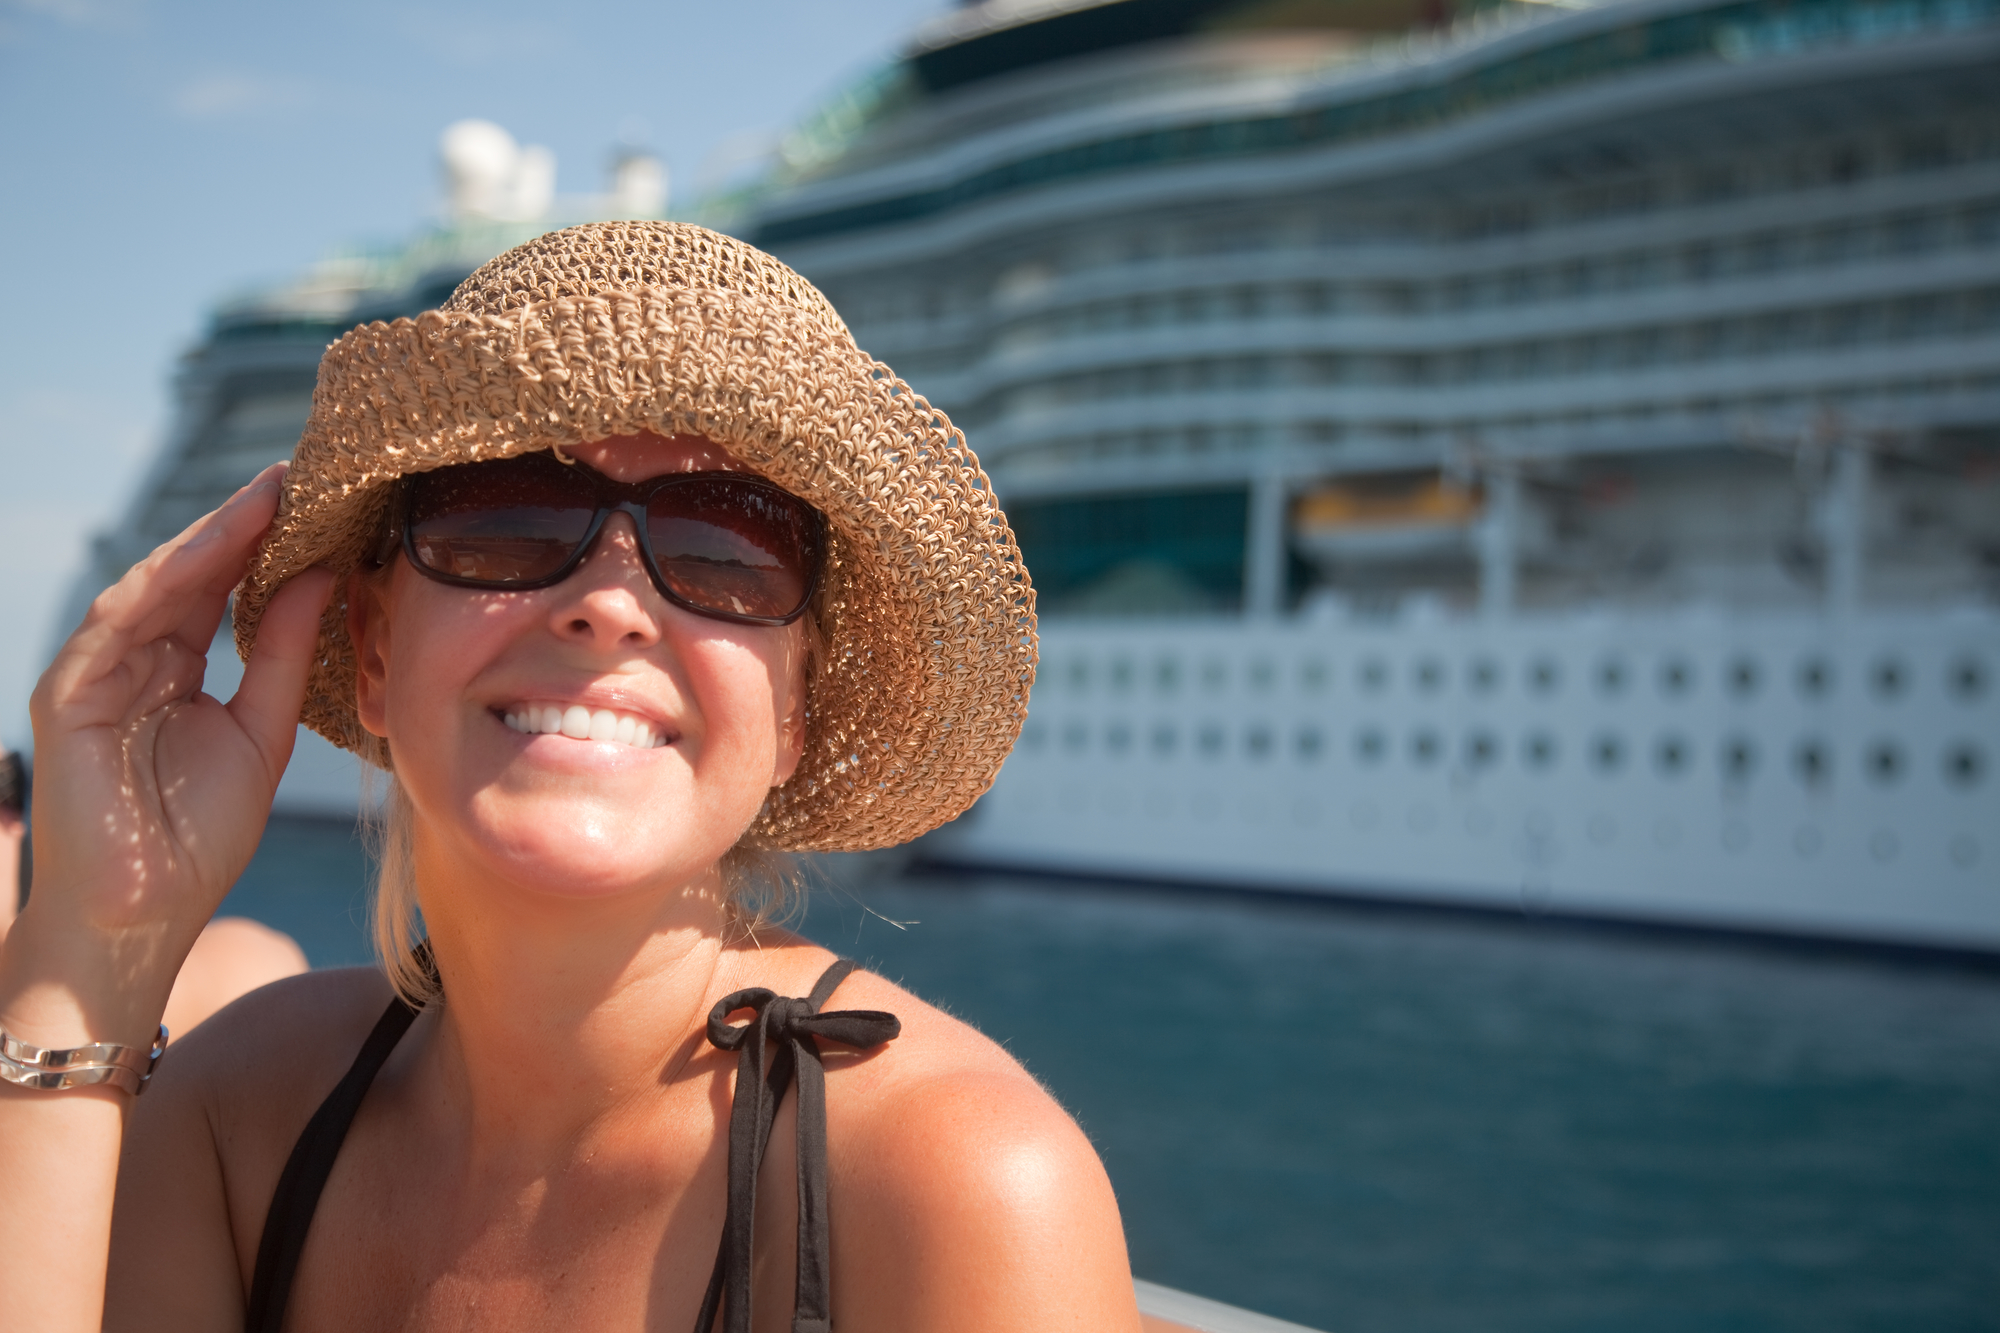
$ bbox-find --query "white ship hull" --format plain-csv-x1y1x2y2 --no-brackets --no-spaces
936,608,2000,950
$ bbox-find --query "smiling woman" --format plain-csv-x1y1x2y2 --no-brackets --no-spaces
0,222,1141,1333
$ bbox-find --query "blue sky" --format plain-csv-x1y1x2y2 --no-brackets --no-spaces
0,0,943,751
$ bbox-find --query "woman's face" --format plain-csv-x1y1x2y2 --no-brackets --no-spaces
349,432,808,903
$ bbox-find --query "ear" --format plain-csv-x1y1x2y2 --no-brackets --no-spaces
771,625,808,788
347,568,393,738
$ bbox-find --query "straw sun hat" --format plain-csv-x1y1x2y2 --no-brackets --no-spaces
233,221,1036,852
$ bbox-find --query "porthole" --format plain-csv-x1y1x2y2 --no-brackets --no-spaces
1524,732,1558,769
1721,736,1757,783
1150,723,1177,755
1528,659,1561,694
1415,659,1445,693
1361,658,1389,692
1659,659,1694,697
1245,725,1274,759
1294,725,1324,760
1654,735,1689,776
1944,742,1985,789
1411,730,1442,765
1197,723,1226,757
1106,722,1133,754
1356,728,1386,763
1870,657,1908,700
1949,655,1988,701
1248,660,1276,692
1154,658,1182,692
1067,659,1091,692
1109,658,1135,693
1469,658,1501,693
1200,660,1228,692
1592,734,1624,773
1797,656,1833,700
1466,731,1499,768
1299,659,1329,692
1596,658,1628,696
1793,739,1831,788
1063,721,1089,753
1865,740,1903,785
1727,657,1761,698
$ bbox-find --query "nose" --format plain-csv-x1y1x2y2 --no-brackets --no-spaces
545,512,663,650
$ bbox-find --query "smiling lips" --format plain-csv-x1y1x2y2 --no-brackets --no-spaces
501,704,672,749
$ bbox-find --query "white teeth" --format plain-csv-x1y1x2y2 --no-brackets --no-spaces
502,703,667,749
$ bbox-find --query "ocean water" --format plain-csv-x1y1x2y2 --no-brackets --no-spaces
222,817,2000,1333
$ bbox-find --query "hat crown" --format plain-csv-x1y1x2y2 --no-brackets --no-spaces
442,220,851,337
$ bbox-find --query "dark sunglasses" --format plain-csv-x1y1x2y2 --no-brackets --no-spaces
379,452,826,627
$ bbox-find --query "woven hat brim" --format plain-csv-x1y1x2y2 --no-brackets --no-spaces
233,286,1036,852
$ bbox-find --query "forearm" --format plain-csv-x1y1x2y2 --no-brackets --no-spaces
0,916,177,1332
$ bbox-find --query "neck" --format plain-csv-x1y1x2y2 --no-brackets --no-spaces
405,832,735,1158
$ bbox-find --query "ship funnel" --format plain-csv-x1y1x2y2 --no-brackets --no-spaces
440,119,556,223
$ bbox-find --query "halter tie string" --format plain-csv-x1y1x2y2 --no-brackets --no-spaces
694,958,900,1333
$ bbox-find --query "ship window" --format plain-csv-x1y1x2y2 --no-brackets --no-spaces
1063,721,1089,753
1197,724,1226,757
1593,734,1624,773
1153,658,1181,692
1660,659,1694,697
1797,657,1833,699
1528,658,1561,694
1654,735,1690,777
1294,725,1324,760
1722,736,1756,782
1356,728,1386,763
1201,660,1227,692
1109,658,1134,693
1728,657,1760,697
1410,730,1442,765
1105,722,1133,755
1949,655,1987,701
1870,657,1908,700
1414,659,1445,693
1466,731,1499,769
1944,742,1985,789
1008,487,1248,616
1067,658,1091,692
1245,725,1274,759
1361,659,1389,693
1299,659,1329,692
1524,732,1558,770
1596,659,1628,695
1468,658,1501,694
1793,739,1830,788
1151,723,1177,755
1866,740,1903,785
1248,659,1275,692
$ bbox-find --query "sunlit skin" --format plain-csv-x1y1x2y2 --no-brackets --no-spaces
0,431,1144,1333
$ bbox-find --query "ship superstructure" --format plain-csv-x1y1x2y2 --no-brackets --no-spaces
748,0,2000,947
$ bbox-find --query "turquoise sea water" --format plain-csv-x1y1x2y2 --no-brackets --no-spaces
222,817,2000,1333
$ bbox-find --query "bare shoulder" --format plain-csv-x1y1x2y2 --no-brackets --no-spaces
809,956,1143,1329
141,965,399,1204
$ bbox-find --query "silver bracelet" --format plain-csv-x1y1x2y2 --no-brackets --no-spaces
0,1025,168,1096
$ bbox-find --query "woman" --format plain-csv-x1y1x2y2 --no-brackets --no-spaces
0,223,1142,1331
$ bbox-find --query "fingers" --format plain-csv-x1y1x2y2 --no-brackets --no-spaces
37,465,288,725
227,567,336,782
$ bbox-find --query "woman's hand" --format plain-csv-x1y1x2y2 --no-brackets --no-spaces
6,464,333,1042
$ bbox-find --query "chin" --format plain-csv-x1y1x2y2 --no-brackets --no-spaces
462,795,741,902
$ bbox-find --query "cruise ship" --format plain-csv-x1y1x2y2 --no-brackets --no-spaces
71,0,1998,951
741,0,2000,950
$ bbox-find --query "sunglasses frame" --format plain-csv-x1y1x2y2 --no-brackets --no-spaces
380,457,827,628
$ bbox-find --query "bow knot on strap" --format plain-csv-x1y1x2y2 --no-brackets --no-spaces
695,959,899,1333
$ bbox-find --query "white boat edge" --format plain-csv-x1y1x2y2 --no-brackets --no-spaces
1137,1278,1328,1333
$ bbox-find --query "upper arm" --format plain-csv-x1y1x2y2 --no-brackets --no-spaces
105,1030,245,1332
836,1071,1143,1333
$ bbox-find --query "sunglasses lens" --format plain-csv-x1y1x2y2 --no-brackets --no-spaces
647,479,818,621
406,456,594,584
